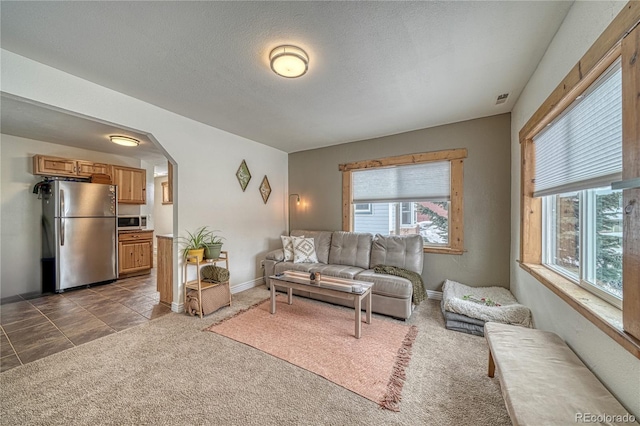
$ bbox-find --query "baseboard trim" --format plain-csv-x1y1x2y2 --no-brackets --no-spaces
171,301,184,313
231,277,263,294
427,290,443,300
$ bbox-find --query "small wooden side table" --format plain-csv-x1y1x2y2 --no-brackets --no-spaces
183,251,231,318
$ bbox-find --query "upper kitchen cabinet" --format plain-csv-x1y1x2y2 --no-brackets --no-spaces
33,155,110,179
76,160,110,178
33,155,77,177
112,165,146,204
33,155,147,204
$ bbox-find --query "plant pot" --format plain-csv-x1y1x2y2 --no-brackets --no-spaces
204,243,223,260
186,248,205,263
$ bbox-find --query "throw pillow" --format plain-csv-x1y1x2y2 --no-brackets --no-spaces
281,235,302,262
292,236,318,263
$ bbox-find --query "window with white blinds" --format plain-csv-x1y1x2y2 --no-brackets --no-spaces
352,161,450,203
533,60,622,198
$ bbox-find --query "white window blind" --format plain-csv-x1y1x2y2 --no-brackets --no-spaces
533,61,622,197
352,161,450,203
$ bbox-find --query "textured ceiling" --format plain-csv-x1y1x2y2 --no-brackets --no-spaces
0,1,573,153
1,95,166,164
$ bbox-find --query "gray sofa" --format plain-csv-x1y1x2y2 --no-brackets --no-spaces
264,230,424,319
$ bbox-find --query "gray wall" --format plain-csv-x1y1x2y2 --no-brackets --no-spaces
289,113,511,291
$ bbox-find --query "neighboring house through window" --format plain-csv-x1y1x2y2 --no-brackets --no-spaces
354,203,372,214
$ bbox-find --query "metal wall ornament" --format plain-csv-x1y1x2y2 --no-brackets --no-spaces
236,160,252,192
259,175,272,204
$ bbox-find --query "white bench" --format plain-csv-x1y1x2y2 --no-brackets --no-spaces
485,322,637,426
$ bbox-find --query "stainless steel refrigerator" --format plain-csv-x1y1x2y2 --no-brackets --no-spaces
42,181,118,292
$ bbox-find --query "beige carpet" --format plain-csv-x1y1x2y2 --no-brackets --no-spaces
207,297,417,411
0,285,510,425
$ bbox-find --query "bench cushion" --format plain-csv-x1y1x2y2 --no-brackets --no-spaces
485,322,635,426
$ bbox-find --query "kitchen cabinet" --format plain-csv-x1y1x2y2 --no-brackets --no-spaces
76,160,110,177
112,165,146,204
33,155,78,177
118,230,153,277
156,235,173,306
33,155,111,179
166,161,173,204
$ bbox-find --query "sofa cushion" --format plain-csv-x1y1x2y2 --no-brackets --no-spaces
370,234,423,274
265,248,284,262
274,261,322,275
292,236,319,263
328,231,373,269
355,270,413,299
291,230,332,264
310,264,364,280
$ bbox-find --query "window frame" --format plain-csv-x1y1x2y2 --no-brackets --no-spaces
339,148,467,255
542,189,624,309
519,2,640,358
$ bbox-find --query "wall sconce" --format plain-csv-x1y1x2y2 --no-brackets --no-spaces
288,193,300,235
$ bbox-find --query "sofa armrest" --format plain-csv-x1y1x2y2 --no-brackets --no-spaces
266,249,284,262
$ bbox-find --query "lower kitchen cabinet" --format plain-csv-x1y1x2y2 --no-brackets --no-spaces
156,234,173,306
118,230,153,277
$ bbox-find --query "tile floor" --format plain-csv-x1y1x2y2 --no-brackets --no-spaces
0,270,171,373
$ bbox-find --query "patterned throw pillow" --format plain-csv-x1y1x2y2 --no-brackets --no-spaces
292,236,318,263
281,235,302,262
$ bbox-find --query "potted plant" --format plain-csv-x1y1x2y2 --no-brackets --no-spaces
204,232,225,260
177,226,212,263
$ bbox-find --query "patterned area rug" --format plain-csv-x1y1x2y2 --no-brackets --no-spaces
206,296,417,411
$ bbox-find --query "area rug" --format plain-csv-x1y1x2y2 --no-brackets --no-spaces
205,296,417,411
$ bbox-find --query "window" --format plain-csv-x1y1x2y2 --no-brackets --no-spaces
340,148,466,254
518,9,640,356
536,61,622,308
542,188,623,307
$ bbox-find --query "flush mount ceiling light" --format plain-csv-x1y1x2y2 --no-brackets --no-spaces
110,135,139,147
269,45,309,78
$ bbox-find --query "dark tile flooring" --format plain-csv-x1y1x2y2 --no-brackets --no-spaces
0,270,171,373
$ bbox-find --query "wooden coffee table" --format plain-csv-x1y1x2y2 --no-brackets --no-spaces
269,270,373,338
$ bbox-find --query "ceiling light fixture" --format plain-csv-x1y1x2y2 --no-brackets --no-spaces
270,45,309,78
110,135,140,147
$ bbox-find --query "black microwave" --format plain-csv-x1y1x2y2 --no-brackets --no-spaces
117,215,147,230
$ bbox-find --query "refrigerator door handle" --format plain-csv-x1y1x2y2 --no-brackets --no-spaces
60,189,65,217
60,218,65,246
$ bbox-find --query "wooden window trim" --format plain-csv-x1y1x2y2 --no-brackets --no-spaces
519,262,640,358
161,181,171,205
339,149,467,254
519,1,640,358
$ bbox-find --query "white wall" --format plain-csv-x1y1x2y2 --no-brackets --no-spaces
153,176,173,238
0,134,141,297
510,0,639,415
1,50,288,306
